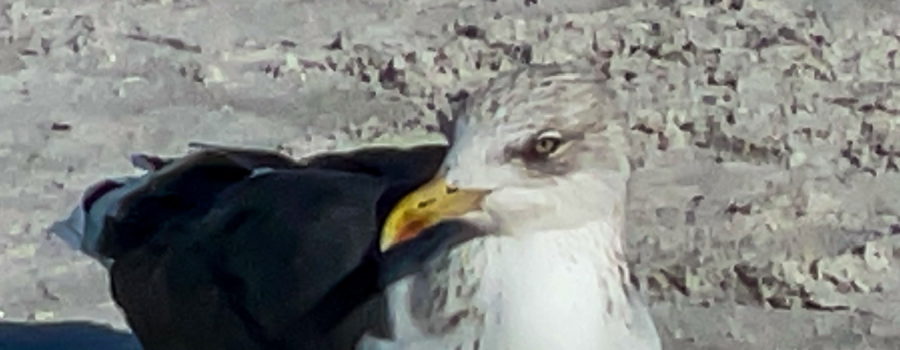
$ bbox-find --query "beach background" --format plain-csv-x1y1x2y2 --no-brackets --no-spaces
1,0,899,348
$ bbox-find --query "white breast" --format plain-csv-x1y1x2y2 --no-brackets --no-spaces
365,222,660,350
477,224,634,350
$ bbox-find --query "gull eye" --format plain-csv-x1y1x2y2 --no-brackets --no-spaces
531,130,563,157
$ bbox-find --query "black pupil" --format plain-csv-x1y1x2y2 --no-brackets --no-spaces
535,137,559,154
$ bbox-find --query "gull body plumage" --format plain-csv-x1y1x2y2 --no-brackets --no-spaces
362,63,661,350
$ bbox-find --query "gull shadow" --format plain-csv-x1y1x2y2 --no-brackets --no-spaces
0,321,141,350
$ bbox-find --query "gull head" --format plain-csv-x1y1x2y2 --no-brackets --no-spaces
381,63,629,250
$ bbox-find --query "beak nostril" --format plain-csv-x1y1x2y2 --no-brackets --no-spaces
417,198,436,209
446,186,459,194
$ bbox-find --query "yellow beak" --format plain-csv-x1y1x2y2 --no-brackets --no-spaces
380,177,489,252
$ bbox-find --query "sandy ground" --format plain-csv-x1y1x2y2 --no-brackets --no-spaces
2,0,900,349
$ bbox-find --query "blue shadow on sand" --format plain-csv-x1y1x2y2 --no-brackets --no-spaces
0,321,141,350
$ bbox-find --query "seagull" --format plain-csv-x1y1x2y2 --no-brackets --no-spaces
51,143,483,350
361,63,662,350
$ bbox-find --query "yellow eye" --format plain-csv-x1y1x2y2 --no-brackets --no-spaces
532,130,563,156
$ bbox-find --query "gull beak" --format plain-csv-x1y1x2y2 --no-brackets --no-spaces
380,176,489,252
